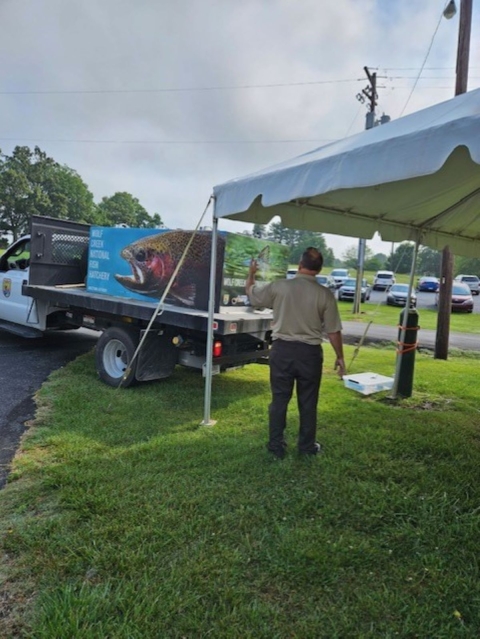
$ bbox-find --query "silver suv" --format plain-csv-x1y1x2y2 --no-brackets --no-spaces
454,274,480,295
373,270,395,291
330,268,350,288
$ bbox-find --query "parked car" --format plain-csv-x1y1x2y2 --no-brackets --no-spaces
286,269,297,280
330,268,350,288
338,278,371,303
373,270,396,291
386,283,417,307
316,274,336,291
436,282,474,312
416,276,439,292
454,274,480,295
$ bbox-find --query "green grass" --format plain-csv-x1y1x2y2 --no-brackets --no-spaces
337,300,480,333
1,347,480,637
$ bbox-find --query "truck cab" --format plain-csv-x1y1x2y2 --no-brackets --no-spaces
0,217,90,337
0,236,32,327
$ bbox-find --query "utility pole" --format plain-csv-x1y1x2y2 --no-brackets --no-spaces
353,67,377,314
435,0,473,359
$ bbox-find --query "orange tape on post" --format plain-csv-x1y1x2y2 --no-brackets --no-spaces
396,322,420,353
396,342,418,355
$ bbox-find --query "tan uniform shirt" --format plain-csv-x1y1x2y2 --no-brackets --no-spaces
248,274,342,345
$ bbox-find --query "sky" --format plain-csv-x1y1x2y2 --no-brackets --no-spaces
0,0,479,259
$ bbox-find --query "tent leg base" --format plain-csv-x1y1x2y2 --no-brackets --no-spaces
200,419,217,427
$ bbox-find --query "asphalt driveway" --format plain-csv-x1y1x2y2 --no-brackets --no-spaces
0,328,97,488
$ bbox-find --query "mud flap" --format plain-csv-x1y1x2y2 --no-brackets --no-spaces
136,331,178,381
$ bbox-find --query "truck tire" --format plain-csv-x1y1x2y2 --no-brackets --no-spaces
95,326,139,388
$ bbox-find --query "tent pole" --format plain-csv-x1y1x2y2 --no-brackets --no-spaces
391,237,420,399
201,203,218,426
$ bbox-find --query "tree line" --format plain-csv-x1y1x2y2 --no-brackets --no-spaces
381,243,480,278
0,147,338,266
0,146,163,244
252,223,335,267
4,146,477,276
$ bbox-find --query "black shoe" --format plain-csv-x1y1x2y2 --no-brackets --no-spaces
266,443,286,459
299,442,322,456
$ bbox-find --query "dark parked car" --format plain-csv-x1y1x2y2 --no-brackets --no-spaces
387,283,417,307
435,283,474,313
416,276,439,292
338,278,371,303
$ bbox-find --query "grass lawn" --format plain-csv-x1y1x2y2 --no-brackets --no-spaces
1,346,480,637
338,302,480,334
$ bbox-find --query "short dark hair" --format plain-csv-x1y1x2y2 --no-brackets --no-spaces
300,247,323,272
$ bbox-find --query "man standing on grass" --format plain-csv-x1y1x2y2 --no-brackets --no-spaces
246,247,345,459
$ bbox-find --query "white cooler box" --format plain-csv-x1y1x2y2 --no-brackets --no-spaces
343,372,394,396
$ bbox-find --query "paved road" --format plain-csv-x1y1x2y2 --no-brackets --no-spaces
342,321,480,351
0,328,98,488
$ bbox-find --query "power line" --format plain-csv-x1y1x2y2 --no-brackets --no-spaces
398,9,446,117
382,66,479,71
387,75,480,79
1,75,477,97
0,78,364,96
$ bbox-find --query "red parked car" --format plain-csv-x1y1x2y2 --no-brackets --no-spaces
436,283,474,313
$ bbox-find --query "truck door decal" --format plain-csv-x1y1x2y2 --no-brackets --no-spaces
2,278,11,298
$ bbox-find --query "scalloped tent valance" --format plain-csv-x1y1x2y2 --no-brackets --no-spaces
213,89,480,257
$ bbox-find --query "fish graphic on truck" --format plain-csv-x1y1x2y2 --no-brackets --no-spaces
114,230,225,310
87,226,289,312
87,227,225,312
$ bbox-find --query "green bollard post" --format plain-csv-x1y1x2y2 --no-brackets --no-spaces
396,308,419,398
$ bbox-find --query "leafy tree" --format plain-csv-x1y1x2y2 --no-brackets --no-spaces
252,224,266,238
417,246,442,276
0,146,98,240
267,221,298,247
342,244,363,269
289,231,334,266
372,253,388,268
454,255,480,276
364,255,383,272
44,165,98,225
385,242,415,274
342,243,380,271
266,222,334,266
98,192,163,228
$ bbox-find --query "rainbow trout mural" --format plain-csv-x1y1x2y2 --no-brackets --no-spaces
86,226,288,311
114,230,225,309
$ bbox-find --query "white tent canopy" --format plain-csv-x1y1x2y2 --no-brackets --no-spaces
213,89,480,257
201,90,480,423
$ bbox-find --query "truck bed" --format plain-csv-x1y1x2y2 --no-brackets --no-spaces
23,284,273,336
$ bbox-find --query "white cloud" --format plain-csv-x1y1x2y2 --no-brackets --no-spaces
0,0,478,257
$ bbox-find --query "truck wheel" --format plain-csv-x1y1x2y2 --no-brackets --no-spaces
95,327,139,388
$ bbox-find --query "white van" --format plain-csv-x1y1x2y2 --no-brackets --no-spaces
373,270,395,291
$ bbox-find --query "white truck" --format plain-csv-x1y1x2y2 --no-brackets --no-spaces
0,216,273,387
